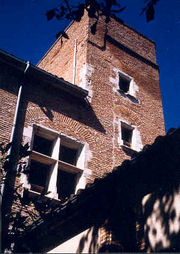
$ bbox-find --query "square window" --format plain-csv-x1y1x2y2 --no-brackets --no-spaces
33,134,53,157
121,123,133,147
29,160,50,192
119,73,130,93
114,70,139,103
57,170,78,200
59,145,78,165
118,122,142,153
26,125,85,200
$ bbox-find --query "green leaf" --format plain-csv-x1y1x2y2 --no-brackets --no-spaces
46,9,56,21
112,6,126,13
146,4,155,22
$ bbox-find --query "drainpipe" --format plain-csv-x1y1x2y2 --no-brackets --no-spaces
8,61,30,163
73,39,77,85
0,61,30,252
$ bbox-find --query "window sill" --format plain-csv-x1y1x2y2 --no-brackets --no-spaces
118,90,139,104
24,188,61,204
58,160,83,174
31,151,56,165
121,144,138,157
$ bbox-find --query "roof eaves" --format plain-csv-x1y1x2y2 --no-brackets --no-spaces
30,65,88,99
0,49,26,71
0,49,88,100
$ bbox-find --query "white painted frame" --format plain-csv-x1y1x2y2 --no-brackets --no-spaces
110,67,139,99
21,124,92,200
118,120,143,152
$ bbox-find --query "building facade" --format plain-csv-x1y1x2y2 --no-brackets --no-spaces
0,13,166,252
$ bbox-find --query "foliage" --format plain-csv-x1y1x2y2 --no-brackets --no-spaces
140,0,160,22
0,142,12,175
0,142,56,251
46,0,160,38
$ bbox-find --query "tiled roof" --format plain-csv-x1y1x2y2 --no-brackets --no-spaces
14,128,180,252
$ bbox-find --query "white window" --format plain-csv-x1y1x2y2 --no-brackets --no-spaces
118,121,143,152
24,125,87,201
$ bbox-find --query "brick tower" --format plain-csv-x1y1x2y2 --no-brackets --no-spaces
38,13,165,174
0,12,165,253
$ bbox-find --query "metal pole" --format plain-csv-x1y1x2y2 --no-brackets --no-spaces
0,61,30,252
73,39,77,85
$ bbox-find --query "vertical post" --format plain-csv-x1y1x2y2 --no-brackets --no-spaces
73,39,77,85
0,61,30,252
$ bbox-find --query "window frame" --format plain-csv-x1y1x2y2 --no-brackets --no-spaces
118,120,143,154
110,67,139,103
120,122,134,148
26,124,86,200
118,72,131,94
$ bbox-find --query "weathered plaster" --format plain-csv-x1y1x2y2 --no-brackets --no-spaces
79,63,94,101
118,119,143,152
110,67,139,99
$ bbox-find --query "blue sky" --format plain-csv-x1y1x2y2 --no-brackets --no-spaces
0,0,179,132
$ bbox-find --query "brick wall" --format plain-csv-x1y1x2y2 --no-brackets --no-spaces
23,77,111,178
0,14,165,179
38,13,165,173
87,16,165,167
0,63,20,143
0,13,165,251
37,13,89,87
